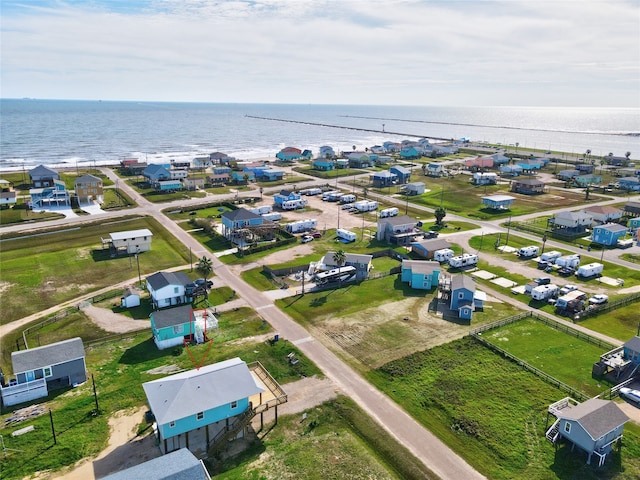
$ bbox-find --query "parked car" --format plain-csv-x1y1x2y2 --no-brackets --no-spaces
423,230,439,239
588,294,609,305
558,267,575,276
537,261,550,270
534,277,551,285
341,203,354,210
301,235,314,243
194,278,213,288
559,284,578,295
312,232,323,238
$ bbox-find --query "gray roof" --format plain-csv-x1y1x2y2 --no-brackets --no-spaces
143,358,264,425
412,238,452,251
221,208,262,222
151,305,194,329
391,165,411,174
74,174,102,184
146,271,192,291
559,398,628,440
451,274,476,292
595,223,627,233
513,178,545,186
402,260,440,274
101,448,210,480
555,210,592,221
12,337,85,374
29,164,59,177
624,336,640,353
380,215,416,227
110,229,153,241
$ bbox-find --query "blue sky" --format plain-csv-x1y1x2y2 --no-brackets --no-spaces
1,0,639,107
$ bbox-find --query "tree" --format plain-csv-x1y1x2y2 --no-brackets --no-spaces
196,256,213,285
434,206,447,226
352,145,356,151
625,151,631,160
332,249,347,287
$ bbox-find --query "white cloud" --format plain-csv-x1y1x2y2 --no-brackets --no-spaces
1,0,638,106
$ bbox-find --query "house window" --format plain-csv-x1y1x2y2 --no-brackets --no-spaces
170,421,175,428
174,287,179,294
564,422,571,434
43,367,52,378
230,401,238,409
173,325,182,334
196,412,204,420
458,292,464,299
34,369,44,380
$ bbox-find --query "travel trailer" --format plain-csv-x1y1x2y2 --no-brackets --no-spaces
353,200,378,212
517,246,540,258
555,254,581,269
281,199,308,210
576,263,604,278
379,207,399,218
315,266,357,284
531,284,559,301
286,219,317,233
339,194,357,204
540,250,562,262
434,248,455,263
336,228,357,242
448,254,479,268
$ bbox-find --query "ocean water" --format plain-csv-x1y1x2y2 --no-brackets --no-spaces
1,99,638,171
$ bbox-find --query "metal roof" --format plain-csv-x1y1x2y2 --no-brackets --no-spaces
101,448,210,480
221,208,262,222
146,271,192,290
623,336,640,353
559,398,628,440
12,337,85,374
151,305,194,329
142,358,264,425
109,229,153,241
402,260,440,274
451,274,476,292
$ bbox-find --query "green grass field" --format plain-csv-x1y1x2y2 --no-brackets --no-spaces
367,336,640,480
0,216,190,324
480,317,614,396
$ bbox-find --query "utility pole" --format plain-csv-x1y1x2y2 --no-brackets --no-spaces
92,374,100,414
49,409,57,445
135,250,142,287
505,215,512,247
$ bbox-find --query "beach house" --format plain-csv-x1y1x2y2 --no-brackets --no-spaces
29,165,60,188
276,147,302,161
401,260,440,290
0,338,87,407
74,174,104,204
146,271,194,309
592,223,628,246
376,215,419,246
150,305,218,350
481,195,515,210
29,180,71,209
320,252,373,280
511,178,545,194
103,228,153,254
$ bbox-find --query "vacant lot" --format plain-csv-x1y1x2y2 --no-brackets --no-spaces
367,336,640,480
0,216,190,324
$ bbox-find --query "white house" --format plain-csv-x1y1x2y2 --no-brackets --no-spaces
146,271,193,309
105,229,153,254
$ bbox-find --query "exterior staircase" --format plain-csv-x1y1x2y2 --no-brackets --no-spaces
545,419,561,444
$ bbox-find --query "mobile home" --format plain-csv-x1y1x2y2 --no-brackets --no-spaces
286,219,317,233
531,284,559,301
555,254,581,269
339,194,356,204
540,250,563,262
249,205,272,215
281,199,308,210
354,200,378,212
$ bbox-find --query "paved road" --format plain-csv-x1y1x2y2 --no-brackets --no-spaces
4,165,639,479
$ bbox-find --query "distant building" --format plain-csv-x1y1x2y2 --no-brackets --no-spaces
29,165,60,188
371,170,397,188
481,195,515,210
276,147,302,161
376,215,419,245
74,174,104,204
390,165,411,184
511,178,545,194
582,205,622,224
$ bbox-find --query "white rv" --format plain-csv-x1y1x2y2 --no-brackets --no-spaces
555,254,581,269
531,284,559,301
517,246,540,258
261,212,282,221
305,188,323,196
281,199,308,210
448,254,479,268
315,266,357,284
286,219,318,233
249,205,272,215
379,207,399,218
540,250,562,262
433,248,455,262
354,200,378,212
336,228,357,242
322,190,340,201
339,194,356,204
576,263,604,278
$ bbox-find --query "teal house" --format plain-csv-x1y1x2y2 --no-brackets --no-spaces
401,260,440,290
143,357,265,455
592,223,628,246
313,159,335,171
150,305,218,350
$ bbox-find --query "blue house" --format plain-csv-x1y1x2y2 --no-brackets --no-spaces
0,337,87,407
371,170,397,187
221,208,264,242
623,336,640,364
231,171,255,184
150,305,218,350
390,165,411,184
574,174,602,187
29,165,60,188
628,218,640,232
592,223,628,246
499,164,523,176
143,357,265,455
143,164,172,182
481,194,515,210
557,169,580,180
155,179,183,191
273,189,301,207
450,274,479,320
490,153,510,165
29,180,71,209
619,177,640,192
313,159,335,171
213,166,232,175
301,149,313,160
383,141,401,153
516,158,543,171
401,260,440,290
276,147,302,161
400,146,420,159
258,168,284,181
